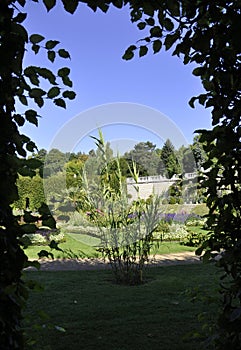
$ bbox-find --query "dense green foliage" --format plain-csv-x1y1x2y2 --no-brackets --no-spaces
75,131,162,285
121,1,240,347
14,137,204,213
14,137,204,212
0,1,75,348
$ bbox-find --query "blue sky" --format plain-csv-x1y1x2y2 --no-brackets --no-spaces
20,2,212,154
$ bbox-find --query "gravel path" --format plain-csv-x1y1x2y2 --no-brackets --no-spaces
25,252,201,271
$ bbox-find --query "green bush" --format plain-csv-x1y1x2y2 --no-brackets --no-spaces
154,222,189,242
22,229,65,246
185,217,206,227
181,229,208,247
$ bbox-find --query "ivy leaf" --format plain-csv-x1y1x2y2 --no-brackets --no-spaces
153,40,162,53
62,76,73,87
19,95,28,106
37,68,57,84
58,49,71,59
25,110,38,126
137,22,146,30
48,50,56,62
165,32,179,50
45,40,60,49
58,67,70,77
48,87,60,98
62,90,76,100
29,88,46,98
43,0,56,11
61,0,79,14
29,34,45,44
54,98,66,108
31,44,40,54
122,45,136,60
150,26,162,38
24,66,39,85
34,97,44,108
139,45,148,57
163,18,174,31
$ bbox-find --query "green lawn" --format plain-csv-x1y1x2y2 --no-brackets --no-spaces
24,263,220,350
24,232,196,260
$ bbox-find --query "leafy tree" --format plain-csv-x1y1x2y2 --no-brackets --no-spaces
182,147,196,173
14,175,45,211
65,157,86,188
43,148,67,177
159,139,180,178
124,141,159,175
191,134,206,171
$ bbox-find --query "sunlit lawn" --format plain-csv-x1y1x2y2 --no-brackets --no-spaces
24,232,196,260
24,263,220,350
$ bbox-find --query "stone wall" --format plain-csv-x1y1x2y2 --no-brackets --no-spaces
126,173,197,201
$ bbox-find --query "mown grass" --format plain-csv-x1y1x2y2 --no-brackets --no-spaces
24,263,220,350
24,232,196,260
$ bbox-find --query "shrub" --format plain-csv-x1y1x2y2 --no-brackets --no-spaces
154,221,189,242
185,215,206,227
164,223,189,241
23,233,46,246
181,229,208,247
22,228,65,246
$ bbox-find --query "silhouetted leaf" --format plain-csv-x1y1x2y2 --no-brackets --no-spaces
30,34,45,44
48,50,56,62
61,0,79,13
54,98,66,108
25,110,38,126
45,40,59,50
19,95,28,106
153,40,162,53
58,49,71,59
31,44,40,54
43,0,56,11
137,22,146,30
58,67,70,77
139,45,148,57
62,90,76,100
48,87,60,98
